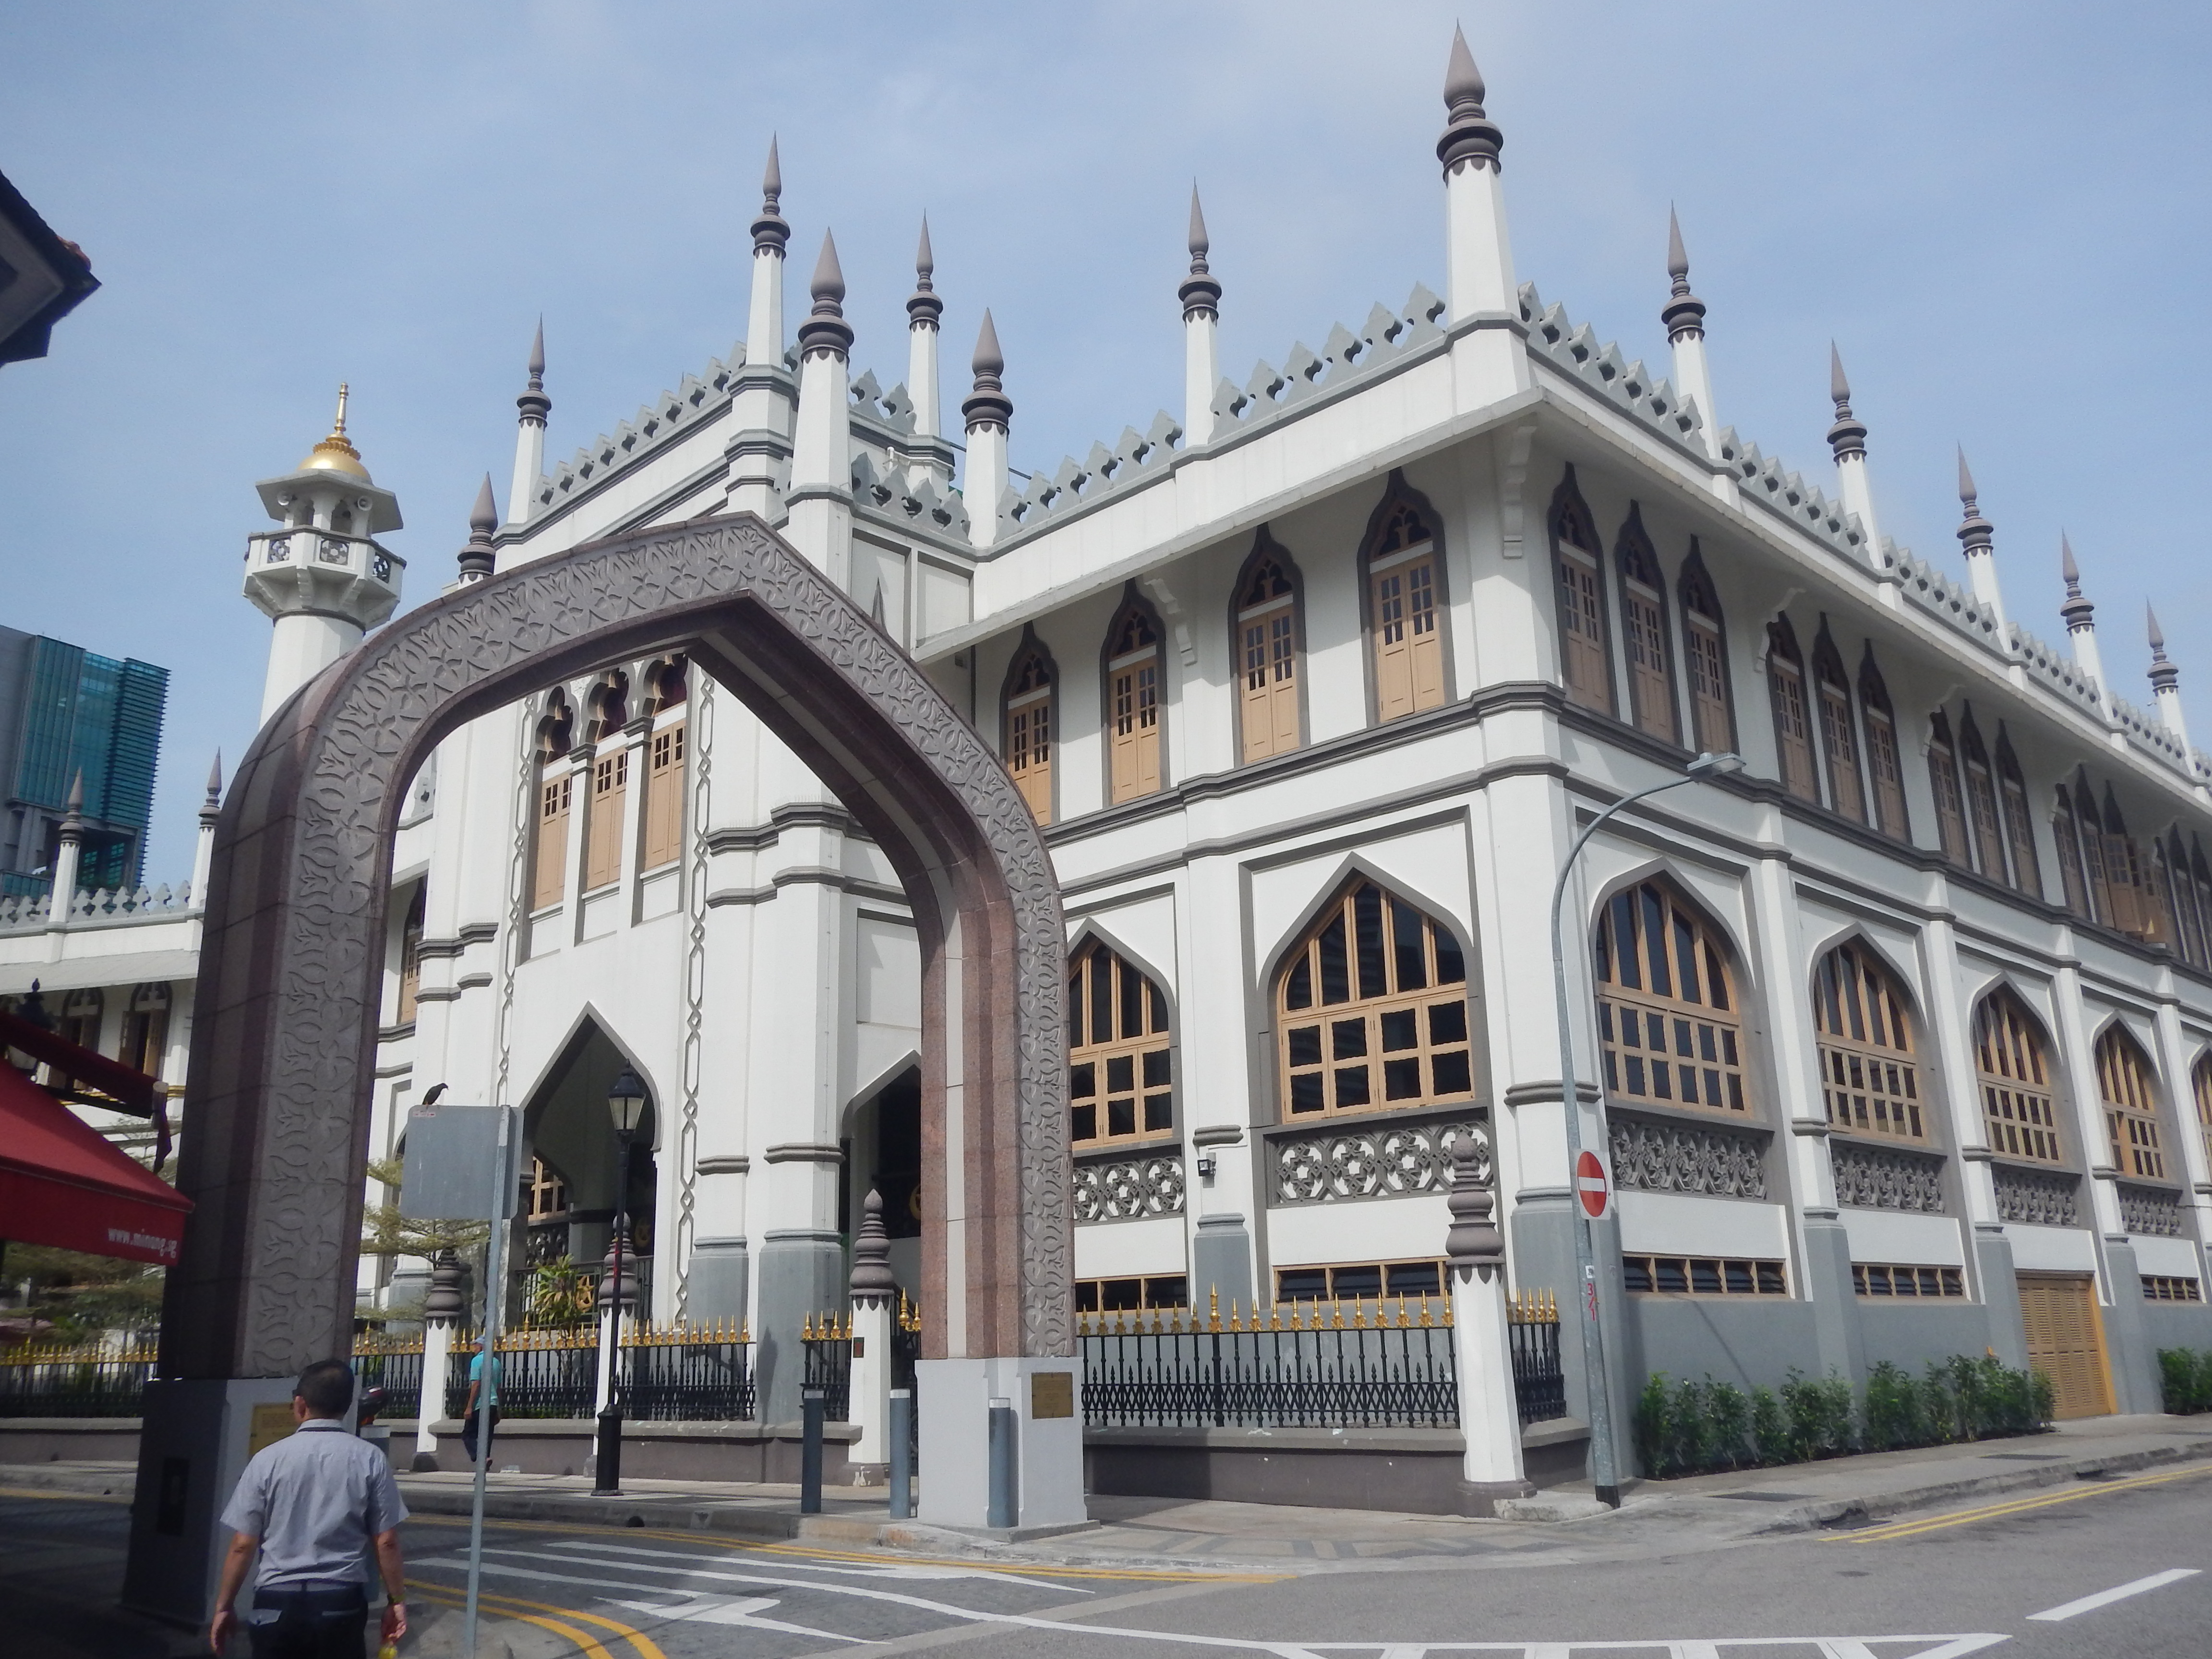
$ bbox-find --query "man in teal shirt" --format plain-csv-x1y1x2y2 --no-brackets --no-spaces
460,1340,500,1466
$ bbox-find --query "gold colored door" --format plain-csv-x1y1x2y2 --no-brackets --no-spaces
2016,1272,2114,1419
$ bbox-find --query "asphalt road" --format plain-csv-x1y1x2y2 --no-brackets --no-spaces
6,1463,2211,1658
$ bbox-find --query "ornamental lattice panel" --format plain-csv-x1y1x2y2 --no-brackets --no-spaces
1608,1113,1767,1200
1991,1165,2080,1227
1829,1141,1947,1214
1272,1119,1490,1206
2117,1182,2184,1238
1072,1156,1187,1224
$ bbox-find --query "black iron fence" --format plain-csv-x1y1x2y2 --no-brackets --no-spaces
1508,1290,1567,1424
623,1320,756,1422
401,1320,754,1422
802,1310,853,1421
1080,1293,1458,1429
0,1340,157,1418
353,1334,424,1420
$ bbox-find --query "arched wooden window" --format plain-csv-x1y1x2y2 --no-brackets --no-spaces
1766,618,1816,802
642,723,686,873
1000,634,1056,823
1928,714,1970,864
530,694,574,912
1594,881,1747,1115
1102,594,1165,804
1366,488,1447,721
120,982,170,1079
396,884,425,1024
1812,626,1863,822
1858,647,1908,839
2095,785,2153,940
583,673,631,892
585,670,629,742
1973,990,2065,1165
1068,940,1172,1149
1276,880,1473,1120
2187,838,2212,968
2164,834,2203,967
1678,543,1735,753
2052,785,2092,921
1812,942,1922,1141
2193,1053,2212,1171
2095,1024,2166,1180
1994,730,2040,900
1957,710,2007,881
1233,537,1301,762
1615,507,1676,743
1551,469,1611,715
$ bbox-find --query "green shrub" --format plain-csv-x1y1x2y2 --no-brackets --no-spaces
1704,1379,1751,1469
2157,1347,2212,1414
1782,1368,1857,1459
1863,1360,1923,1451
1634,1372,1671,1475
1749,1385,1789,1466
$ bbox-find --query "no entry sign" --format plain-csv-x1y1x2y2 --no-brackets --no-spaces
1575,1149,1611,1219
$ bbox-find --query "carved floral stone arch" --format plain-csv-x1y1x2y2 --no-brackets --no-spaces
164,511,1069,1381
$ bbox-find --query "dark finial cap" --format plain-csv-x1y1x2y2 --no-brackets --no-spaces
962,308,1012,431
2149,601,2168,656
206,751,224,800
1442,1131,1501,1270
751,134,790,252
1825,342,1866,460
1956,446,1993,552
528,317,544,382
61,770,84,831
458,474,498,579
1180,181,1222,320
2062,532,2079,587
517,318,550,421
1957,445,1978,508
1436,24,1503,174
797,229,854,356
907,215,942,326
2150,601,2180,693
2059,533,2095,629
1660,205,1705,339
849,1189,897,1303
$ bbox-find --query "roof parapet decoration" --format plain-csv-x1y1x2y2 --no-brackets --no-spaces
1520,281,1707,462
536,344,746,515
850,447,970,538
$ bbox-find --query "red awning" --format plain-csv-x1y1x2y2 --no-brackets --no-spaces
0,1063,192,1264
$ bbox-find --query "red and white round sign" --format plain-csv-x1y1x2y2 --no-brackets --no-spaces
1575,1149,1610,1219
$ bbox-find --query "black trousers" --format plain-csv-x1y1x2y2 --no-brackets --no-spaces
461,1411,497,1465
245,1587,369,1658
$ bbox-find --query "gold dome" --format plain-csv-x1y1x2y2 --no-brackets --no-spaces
297,383,372,481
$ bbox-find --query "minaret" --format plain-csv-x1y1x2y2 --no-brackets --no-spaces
458,476,498,582
190,753,222,905
503,320,548,527
726,138,793,520
2059,535,2107,712
962,311,1012,552
48,772,84,909
1438,25,1513,323
1661,209,1718,459
906,216,942,441
1825,345,1882,560
785,229,854,585
1180,184,1221,447
1955,448,2006,631
243,385,406,726
2149,604,2189,746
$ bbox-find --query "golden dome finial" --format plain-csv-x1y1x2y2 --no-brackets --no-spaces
299,381,371,480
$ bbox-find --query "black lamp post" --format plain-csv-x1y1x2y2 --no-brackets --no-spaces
593,1066,648,1496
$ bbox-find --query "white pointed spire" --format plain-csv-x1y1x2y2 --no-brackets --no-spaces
786,223,854,584
508,318,548,526
1180,182,1222,446
459,474,498,581
962,310,1011,551
1823,343,1885,568
191,752,222,904
2150,601,2189,746
1953,446,2006,629
906,216,942,442
2058,533,2107,712
1436,26,1523,402
1661,207,1718,459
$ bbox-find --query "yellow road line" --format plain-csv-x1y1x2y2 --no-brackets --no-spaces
410,1586,616,1659
0,1486,131,1505
1833,1460,2212,1543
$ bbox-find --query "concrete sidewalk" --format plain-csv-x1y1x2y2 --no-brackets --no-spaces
10,1412,2212,1571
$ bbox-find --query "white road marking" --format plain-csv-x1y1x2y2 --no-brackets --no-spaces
542,1536,1087,1592
606,1592,874,1641
2027,1567,2200,1622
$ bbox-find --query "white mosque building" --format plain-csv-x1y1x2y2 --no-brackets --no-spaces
10,28,2212,1438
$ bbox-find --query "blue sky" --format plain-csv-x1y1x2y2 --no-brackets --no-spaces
3,2,2208,878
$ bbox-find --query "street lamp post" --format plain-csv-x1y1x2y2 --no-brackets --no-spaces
1549,751,1743,1507
593,1067,649,1497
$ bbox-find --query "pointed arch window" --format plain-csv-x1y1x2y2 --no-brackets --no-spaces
1812,628,1864,822
1928,714,1971,864
1958,711,2008,881
1973,990,2065,1165
1615,507,1676,743
1550,471,1611,714
2190,839,2212,967
1858,649,1908,840
641,657,688,872
2192,1053,2212,1171
1233,537,1302,762
1103,597,1165,805
1068,940,1171,1150
530,694,575,912
1678,544,1735,753
120,982,170,1080
1812,942,1922,1141
1594,881,1748,1116
1992,731,2040,900
2052,785,2092,921
2095,1024,2166,1180
2096,785,2151,940
1000,637,1056,823
396,884,426,1024
1366,490,1447,721
2164,833,2202,967
1276,880,1474,1120
1766,618,1816,802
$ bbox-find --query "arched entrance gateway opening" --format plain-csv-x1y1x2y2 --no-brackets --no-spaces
123,513,1077,1619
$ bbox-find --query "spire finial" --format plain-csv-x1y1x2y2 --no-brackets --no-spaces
1660,206,1705,341
300,382,369,477
1825,343,1865,461
1829,342,1851,410
2059,532,2094,630
61,770,84,833
962,309,1012,432
1180,182,1222,323
201,752,223,825
458,475,498,580
796,228,854,358
1436,24,1503,174
2149,601,2168,658
1955,446,1994,553
332,383,349,436
751,135,790,254
1957,445,1978,510
907,216,942,327
2149,600,2180,695
517,319,551,423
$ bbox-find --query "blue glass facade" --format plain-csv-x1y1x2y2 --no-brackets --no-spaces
0,630,169,896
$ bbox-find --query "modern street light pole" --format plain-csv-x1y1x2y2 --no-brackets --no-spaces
593,1068,648,1497
1549,751,1742,1507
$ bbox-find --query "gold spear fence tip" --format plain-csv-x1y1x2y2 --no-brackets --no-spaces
1208,1286,1221,1332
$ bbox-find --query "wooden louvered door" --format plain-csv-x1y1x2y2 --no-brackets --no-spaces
2016,1273,2113,1419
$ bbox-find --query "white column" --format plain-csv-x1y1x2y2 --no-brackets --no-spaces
848,1298,892,1473
417,1321,452,1462
1180,186,1220,447
1444,1142,1530,1509
261,614,361,726
728,139,793,522
962,311,1011,552
189,755,221,905
785,230,854,588
907,217,940,443
1437,28,1529,407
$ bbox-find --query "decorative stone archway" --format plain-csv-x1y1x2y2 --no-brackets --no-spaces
130,513,1072,1613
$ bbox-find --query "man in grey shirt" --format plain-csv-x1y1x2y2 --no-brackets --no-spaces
209,1358,409,1656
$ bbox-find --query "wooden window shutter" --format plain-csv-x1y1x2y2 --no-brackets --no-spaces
531,769,571,911
584,749,628,890
642,723,686,870
1556,546,1610,713
1817,674,1864,822
1623,579,1675,742
1768,654,1816,802
1929,729,1970,863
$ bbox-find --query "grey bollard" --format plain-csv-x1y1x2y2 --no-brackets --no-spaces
888,1389,913,1520
800,1387,825,1515
986,1395,1018,1530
